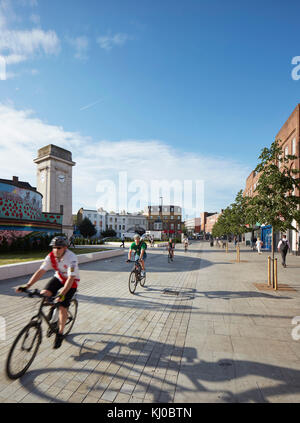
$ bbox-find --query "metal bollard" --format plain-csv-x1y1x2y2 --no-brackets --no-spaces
237,246,240,263
226,242,228,253
274,258,278,290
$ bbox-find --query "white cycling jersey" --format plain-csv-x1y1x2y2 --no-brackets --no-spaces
40,249,80,282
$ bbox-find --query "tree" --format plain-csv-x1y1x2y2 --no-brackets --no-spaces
78,217,96,238
249,140,300,285
101,229,117,238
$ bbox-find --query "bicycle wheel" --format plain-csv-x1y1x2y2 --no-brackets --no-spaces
63,299,78,336
129,271,137,294
140,272,146,287
6,321,42,380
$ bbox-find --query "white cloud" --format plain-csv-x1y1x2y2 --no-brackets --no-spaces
0,104,251,215
66,35,89,60
0,0,59,78
97,33,131,51
0,29,60,56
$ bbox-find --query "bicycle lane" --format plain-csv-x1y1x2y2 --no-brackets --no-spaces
0,245,202,403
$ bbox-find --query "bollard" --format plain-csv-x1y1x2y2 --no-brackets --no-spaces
268,256,271,286
236,246,240,263
226,242,228,253
274,258,278,290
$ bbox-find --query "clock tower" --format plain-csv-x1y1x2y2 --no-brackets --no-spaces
34,144,76,237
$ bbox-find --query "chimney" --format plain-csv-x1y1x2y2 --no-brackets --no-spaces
12,176,19,183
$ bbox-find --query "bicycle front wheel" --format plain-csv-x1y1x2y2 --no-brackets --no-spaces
6,321,42,380
129,271,137,294
63,299,78,336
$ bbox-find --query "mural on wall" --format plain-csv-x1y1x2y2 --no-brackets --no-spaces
0,182,62,224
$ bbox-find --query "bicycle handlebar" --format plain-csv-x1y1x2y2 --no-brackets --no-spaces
19,288,58,304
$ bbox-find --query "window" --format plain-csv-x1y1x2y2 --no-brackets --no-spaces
170,224,174,230
292,137,296,155
177,216,180,220
171,216,174,220
122,225,125,230
178,224,181,229
285,146,288,157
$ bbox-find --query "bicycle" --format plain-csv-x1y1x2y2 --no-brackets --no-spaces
167,248,174,263
127,260,146,294
6,288,78,380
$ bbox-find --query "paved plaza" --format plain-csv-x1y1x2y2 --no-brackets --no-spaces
0,241,300,403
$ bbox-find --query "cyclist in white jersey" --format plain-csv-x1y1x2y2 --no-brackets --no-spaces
16,236,80,349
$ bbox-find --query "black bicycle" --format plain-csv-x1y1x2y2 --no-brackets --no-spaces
127,260,146,294
167,248,174,263
6,288,78,380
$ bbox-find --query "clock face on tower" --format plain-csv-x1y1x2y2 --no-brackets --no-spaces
58,174,65,183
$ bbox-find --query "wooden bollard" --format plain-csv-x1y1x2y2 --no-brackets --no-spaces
237,246,240,263
268,256,271,286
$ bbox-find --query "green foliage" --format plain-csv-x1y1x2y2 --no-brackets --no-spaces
78,217,97,238
251,139,300,232
101,229,117,238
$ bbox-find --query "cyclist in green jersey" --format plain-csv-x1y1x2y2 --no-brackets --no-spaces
168,238,175,259
127,234,147,277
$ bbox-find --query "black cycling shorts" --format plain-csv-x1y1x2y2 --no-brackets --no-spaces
44,277,76,308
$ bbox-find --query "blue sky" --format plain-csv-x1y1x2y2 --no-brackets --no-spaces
0,0,300,215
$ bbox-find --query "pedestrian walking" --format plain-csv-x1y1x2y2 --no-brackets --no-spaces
120,234,125,248
256,237,263,254
277,234,290,268
69,235,75,249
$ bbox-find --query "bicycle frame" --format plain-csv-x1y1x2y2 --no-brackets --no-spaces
28,295,60,331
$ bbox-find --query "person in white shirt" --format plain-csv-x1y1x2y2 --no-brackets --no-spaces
16,236,79,349
277,235,290,268
256,237,263,254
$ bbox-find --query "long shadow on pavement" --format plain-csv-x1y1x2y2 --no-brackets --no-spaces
17,331,300,403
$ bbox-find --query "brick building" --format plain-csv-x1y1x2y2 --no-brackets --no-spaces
243,104,300,252
144,205,182,237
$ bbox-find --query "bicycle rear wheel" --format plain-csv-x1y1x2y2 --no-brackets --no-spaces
140,272,146,287
63,298,78,336
129,271,137,294
6,321,42,380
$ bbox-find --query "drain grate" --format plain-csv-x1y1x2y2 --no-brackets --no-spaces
163,289,180,296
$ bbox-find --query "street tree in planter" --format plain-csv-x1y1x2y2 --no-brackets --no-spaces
250,140,300,286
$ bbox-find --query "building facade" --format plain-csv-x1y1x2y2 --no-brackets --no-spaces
243,104,300,253
184,217,201,235
77,208,147,238
205,213,220,235
144,205,182,237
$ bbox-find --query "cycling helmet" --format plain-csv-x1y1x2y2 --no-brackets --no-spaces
49,236,68,247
